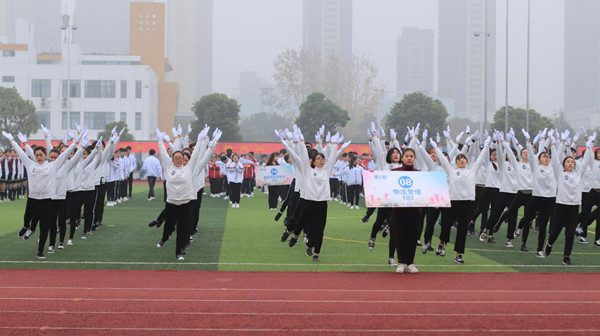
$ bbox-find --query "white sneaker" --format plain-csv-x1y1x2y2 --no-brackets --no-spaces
388,258,398,267
406,264,419,274
536,251,545,258
123,197,129,201
479,232,487,242
395,263,406,273
48,246,54,254
236,204,240,208
67,240,73,246
117,198,122,203
224,196,229,200
355,206,360,210
176,255,184,261
579,237,588,244
505,241,514,248
232,203,236,208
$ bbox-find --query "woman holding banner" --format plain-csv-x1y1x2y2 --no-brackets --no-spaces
431,136,491,264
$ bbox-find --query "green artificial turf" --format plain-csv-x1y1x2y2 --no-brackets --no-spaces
0,185,598,272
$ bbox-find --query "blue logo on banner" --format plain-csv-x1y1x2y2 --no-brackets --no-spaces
398,176,413,189
271,168,278,175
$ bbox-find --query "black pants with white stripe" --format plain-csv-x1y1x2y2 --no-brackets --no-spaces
93,182,106,225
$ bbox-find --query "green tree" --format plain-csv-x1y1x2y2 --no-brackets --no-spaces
239,112,292,142
97,121,134,141
191,93,242,142
0,87,37,149
385,92,448,141
491,106,554,143
295,93,350,138
551,110,575,135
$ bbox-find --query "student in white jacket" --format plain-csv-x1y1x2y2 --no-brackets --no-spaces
225,154,244,208
432,137,490,264
338,155,364,209
2,131,78,259
545,135,595,265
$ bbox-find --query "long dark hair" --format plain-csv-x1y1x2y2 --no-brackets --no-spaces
266,152,279,165
385,147,401,164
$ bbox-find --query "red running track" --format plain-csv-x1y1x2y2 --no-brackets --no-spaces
0,269,599,335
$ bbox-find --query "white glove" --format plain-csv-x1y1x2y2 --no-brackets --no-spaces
581,127,588,137
464,135,473,144
404,132,410,143
188,124,192,134
380,127,385,137
573,133,579,145
208,140,217,148
81,136,90,147
275,129,283,139
285,129,293,140
41,124,51,137
331,133,339,144
521,129,530,140
422,129,428,143
214,129,222,141
455,131,464,143
338,135,344,144
443,129,450,139
319,125,325,136
316,134,321,143
297,128,304,141
17,132,27,143
177,124,183,136
291,131,299,142
197,131,205,142
96,136,103,147
75,123,82,133
163,133,171,143
511,136,519,147
549,136,556,145
172,127,179,138
587,139,594,148
541,128,548,138
473,130,480,141
119,127,126,136
415,123,421,134
67,129,74,140
390,129,397,140
484,129,489,138
548,129,555,138
483,136,491,147
436,132,441,143
111,125,117,135
155,128,162,139
506,132,513,143
63,136,69,145
407,126,415,138
465,125,471,134
326,132,331,143
561,130,570,141
429,138,438,148
340,141,351,151
2,131,14,141
590,132,597,143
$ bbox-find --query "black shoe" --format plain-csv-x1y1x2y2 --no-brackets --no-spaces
563,256,571,265
148,220,158,227
36,252,45,259
289,236,298,247
487,237,496,243
18,226,28,237
281,230,291,242
274,211,283,221
544,243,552,256
155,220,163,228
312,255,320,262
520,245,529,252
454,254,464,264
306,246,313,256
361,216,369,223
467,229,478,236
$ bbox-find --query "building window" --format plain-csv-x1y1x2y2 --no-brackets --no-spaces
84,112,115,130
135,80,142,98
31,79,51,97
120,112,127,122
62,111,80,130
135,112,141,131
2,76,15,82
84,80,116,98
2,50,15,57
61,80,81,98
36,111,51,129
120,80,127,98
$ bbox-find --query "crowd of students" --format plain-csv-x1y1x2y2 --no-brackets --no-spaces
2,121,599,271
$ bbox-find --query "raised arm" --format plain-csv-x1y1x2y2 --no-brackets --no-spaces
9,140,34,172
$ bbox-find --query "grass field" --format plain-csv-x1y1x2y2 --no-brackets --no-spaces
0,185,599,273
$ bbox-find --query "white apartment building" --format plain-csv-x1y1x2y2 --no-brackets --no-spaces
0,43,159,140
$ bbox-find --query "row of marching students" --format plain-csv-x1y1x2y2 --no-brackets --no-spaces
0,148,26,202
147,125,221,260
276,125,351,262
2,124,126,259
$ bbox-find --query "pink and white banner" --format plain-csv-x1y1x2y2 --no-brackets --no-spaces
362,171,450,208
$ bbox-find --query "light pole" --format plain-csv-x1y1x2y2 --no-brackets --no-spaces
476,0,490,136
61,15,77,112
504,0,509,133
525,0,531,133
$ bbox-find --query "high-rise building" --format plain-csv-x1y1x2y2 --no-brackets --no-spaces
303,0,352,60
166,0,213,120
2,0,61,52
397,27,434,97
563,0,600,129
438,0,496,122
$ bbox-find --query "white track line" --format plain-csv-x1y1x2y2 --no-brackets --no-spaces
2,286,600,294
1,310,599,317
1,260,600,268
0,327,598,333
0,297,598,304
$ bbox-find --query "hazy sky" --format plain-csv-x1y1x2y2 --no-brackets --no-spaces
213,0,565,118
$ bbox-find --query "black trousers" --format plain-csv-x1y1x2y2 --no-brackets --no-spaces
52,199,68,246
548,204,579,257
440,201,474,254
147,176,157,199
164,202,190,257
268,185,280,209
93,182,106,225
340,182,347,203
368,208,396,259
347,184,361,206
295,200,328,254
472,187,499,232
106,181,117,202
229,182,242,204
329,179,340,198
391,208,421,265
224,176,230,196
287,197,306,232
29,198,53,254
128,172,133,198
242,177,253,194
163,180,167,202
519,196,555,252
503,191,531,240
423,207,441,244
581,189,600,240
486,191,516,233
189,188,204,235
209,177,223,195
70,190,94,238
23,197,38,230
469,185,485,231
